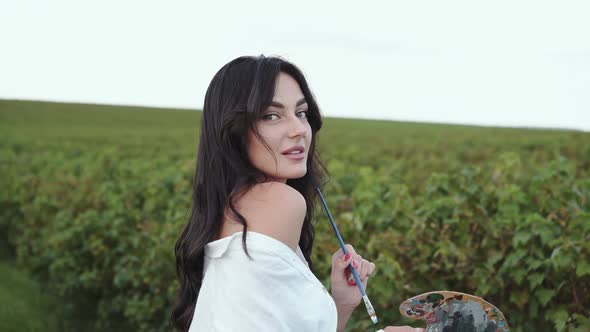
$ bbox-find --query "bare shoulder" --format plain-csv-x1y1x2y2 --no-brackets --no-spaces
233,182,306,251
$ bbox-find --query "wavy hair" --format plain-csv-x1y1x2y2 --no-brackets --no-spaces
171,55,328,331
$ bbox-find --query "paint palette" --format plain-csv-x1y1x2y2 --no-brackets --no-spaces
399,291,509,332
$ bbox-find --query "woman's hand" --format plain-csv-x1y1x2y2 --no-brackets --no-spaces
330,244,376,313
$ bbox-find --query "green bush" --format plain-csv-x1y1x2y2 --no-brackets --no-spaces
319,153,590,331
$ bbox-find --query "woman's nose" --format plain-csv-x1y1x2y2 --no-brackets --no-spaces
288,116,307,138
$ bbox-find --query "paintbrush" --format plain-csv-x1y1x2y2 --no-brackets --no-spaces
315,187,379,325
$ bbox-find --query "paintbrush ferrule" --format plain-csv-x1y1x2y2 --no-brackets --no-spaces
363,295,379,324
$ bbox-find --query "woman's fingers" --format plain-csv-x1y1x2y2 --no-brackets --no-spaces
362,259,376,279
331,245,354,283
346,259,358,285
332,244,358,275
347,256,377,285
359,258,375,281
331,244,356,261
331,244,377,286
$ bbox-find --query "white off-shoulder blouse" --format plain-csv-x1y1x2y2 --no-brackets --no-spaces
188,231,338,332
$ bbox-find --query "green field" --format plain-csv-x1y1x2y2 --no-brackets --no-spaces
1,99,589,331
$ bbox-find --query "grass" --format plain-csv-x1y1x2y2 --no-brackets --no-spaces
0,243,104,332
0,244,59,332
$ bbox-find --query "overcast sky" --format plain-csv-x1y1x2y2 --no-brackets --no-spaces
2,0,589,131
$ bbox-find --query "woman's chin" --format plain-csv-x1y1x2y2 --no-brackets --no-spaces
289,169,307,179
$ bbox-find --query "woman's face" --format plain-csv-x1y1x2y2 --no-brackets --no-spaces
247,72,312,183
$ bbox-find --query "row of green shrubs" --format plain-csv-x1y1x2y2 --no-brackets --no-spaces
320,153,590,331
1,139,588,331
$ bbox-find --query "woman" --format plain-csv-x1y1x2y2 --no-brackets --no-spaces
172,55,423,332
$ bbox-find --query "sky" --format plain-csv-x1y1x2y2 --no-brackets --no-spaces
1,0,589,131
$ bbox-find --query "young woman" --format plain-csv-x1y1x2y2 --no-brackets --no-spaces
172,55,424,332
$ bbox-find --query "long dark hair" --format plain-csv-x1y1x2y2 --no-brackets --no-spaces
171,55,328,331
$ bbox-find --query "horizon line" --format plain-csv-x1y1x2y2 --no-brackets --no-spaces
1,97,586,133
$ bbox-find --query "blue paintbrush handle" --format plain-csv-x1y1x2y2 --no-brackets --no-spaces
316,188,367,297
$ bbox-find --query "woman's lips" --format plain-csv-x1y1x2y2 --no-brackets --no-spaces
283,151,305,160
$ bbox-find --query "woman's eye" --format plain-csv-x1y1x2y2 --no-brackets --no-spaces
297,111,308,119
263,111,307,121
263,113,279,121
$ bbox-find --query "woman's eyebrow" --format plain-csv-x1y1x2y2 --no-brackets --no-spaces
270,98,307,109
